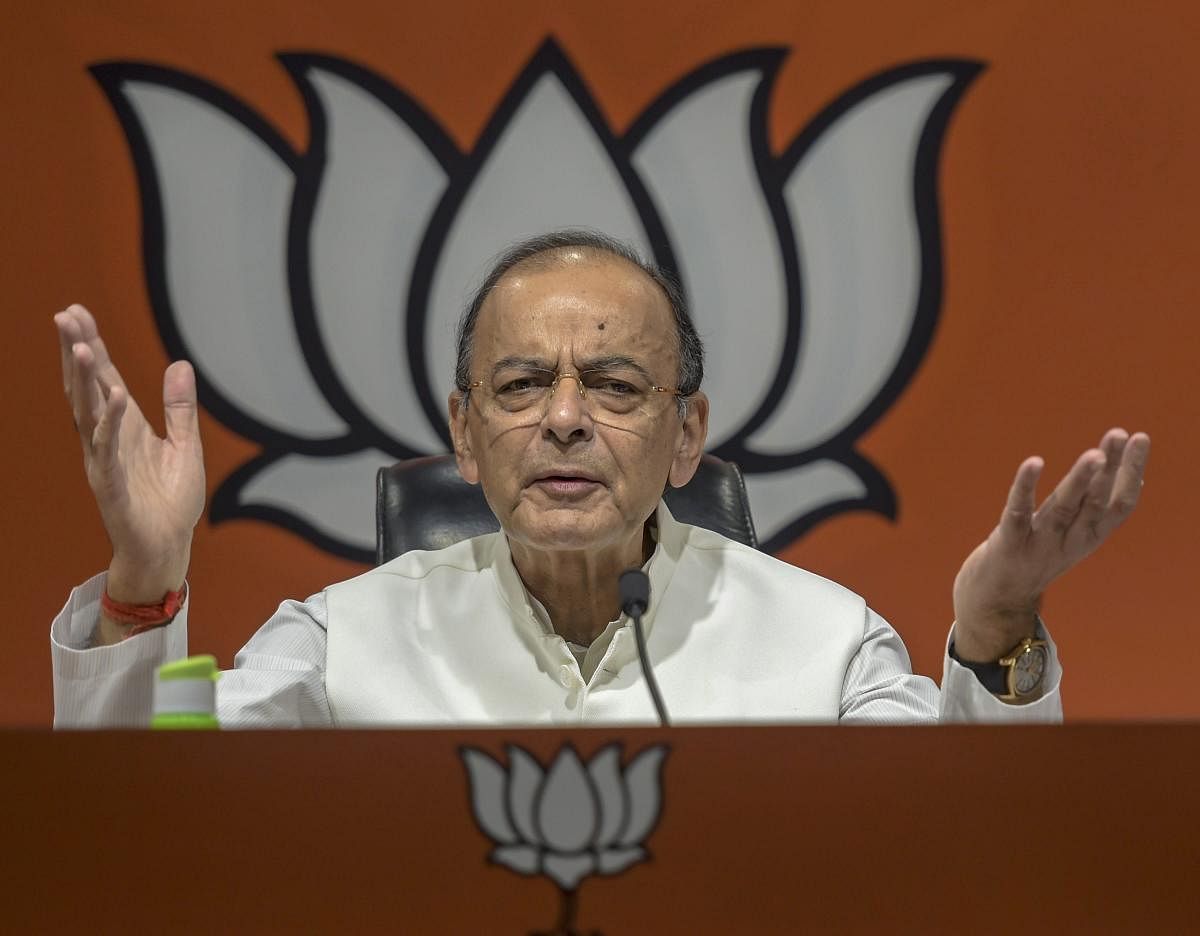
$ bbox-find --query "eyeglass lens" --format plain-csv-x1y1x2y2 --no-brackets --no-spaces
487,367,656,415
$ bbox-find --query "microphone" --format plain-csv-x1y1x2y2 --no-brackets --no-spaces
619,569,670,727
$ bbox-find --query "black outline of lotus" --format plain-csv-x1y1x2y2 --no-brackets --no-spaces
461,742,667,935
90,40,983,562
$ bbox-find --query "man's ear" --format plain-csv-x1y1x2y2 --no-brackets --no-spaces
668,391,709,488
448,391,480,484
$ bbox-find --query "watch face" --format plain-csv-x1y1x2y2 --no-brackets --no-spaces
1013,646,1047,695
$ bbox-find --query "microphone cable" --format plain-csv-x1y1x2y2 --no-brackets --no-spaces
618,569,670,727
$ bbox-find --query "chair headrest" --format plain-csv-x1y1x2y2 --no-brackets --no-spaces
376,453,757,564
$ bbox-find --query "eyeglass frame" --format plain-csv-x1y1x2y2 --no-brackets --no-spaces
464,366,685,416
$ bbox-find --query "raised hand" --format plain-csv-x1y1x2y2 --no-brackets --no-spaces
55,304,206,620
952,428,1150,662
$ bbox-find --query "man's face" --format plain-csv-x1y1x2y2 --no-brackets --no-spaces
449,252,708,555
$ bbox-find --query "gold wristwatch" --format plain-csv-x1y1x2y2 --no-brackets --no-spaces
949,634,1049,703
996,636,1049,702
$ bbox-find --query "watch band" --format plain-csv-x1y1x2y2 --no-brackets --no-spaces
947,641,1008,694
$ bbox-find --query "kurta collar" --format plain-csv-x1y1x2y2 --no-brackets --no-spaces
489,499,687,645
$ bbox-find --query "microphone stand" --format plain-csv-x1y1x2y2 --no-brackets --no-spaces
619,569,670,727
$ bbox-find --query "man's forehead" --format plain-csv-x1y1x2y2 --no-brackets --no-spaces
477,252,675,338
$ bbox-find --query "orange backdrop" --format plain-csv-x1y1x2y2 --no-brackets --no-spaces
4,0,1196,724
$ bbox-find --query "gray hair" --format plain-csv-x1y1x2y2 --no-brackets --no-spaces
454,230,704,417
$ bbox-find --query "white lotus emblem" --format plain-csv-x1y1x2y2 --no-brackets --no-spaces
462,743,667,934
92,42,981,558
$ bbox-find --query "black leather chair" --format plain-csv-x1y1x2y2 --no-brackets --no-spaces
375,453,758,564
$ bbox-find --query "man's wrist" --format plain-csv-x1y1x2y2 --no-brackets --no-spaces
949,624,1050,704
95,580,187,647
97,558,189,647
105,554,189,605
951,607,1040,662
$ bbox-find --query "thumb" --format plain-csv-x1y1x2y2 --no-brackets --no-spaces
162,360,200,445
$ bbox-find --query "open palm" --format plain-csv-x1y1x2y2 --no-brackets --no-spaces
55,304,205,602
952,428,1150,660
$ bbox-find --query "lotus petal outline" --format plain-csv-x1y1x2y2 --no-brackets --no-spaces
91,41,983,560
461,743,668,891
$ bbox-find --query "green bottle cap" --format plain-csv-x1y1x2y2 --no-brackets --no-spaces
156,654,220,682
152,654,221,730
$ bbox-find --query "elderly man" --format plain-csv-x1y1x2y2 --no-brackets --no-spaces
51,232,1149,726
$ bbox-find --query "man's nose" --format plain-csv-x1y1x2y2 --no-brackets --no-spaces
541,374,593,443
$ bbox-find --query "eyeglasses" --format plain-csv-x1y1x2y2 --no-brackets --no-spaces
467,366,682,417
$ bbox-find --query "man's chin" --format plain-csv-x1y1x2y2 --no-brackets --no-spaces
503,503,622,552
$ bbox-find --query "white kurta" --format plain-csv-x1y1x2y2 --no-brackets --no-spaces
51,502,1062,728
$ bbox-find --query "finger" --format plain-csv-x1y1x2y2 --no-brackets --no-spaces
71,342,103,447
69,304,129,393
1097,427,1130,475
54,309,83,396
1077,429,1130,529
997,456,1044,541
162,360,200,446
70,303,100,342
89,334,130,393
92,385,128,471
1097,432,1151,536
1033,448,1106,535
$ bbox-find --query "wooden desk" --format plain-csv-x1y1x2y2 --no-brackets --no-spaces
2,726,1196,934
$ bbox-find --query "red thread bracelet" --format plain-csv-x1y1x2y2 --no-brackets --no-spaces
101,584,187,638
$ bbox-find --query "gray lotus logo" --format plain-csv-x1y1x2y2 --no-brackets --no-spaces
462,743,668,935
92,41,981,559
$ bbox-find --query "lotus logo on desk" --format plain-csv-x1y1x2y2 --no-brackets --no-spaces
92,40,980,559
461,743,668,935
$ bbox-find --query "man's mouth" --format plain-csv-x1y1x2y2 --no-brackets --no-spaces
529,473,604,499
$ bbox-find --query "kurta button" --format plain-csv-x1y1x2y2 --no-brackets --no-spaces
558,665,574,687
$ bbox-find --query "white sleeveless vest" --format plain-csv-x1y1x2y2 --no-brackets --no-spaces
324,503,869,726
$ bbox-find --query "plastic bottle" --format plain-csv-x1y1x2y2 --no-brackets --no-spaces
151,655,220,730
